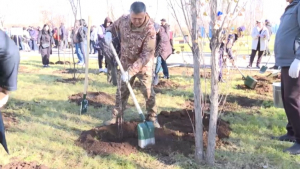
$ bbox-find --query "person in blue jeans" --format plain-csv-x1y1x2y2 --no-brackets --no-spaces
72,20,87,66
153,19,173,85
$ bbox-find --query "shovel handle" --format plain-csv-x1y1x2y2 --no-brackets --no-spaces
234,64,246,79
109,43,145,121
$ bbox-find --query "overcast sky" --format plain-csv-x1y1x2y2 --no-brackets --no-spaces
0,0,288,27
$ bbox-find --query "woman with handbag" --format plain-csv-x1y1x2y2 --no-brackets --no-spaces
37,24,54,67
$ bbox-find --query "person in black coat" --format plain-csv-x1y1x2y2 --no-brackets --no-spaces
37,24,54,67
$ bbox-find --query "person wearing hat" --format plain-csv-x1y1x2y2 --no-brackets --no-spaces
218,26,245,82
247,19,269,69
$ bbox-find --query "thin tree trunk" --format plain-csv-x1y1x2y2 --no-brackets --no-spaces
190,0,204,163
206,0,219,165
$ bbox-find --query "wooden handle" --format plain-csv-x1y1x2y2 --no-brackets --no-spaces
83,16,91,94
109,43,145,121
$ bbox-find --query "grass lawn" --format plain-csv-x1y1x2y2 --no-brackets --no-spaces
173,35,275,55
0,55,299,169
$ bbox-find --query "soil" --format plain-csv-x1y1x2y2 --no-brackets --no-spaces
200,72,211,78
184,96,256,114
76,110,230,158
272,73,281,80
237,82,272,96
69,92,115,108
253,75,272,83
2,112,18,129
18,66,28,73
255,83,272,95
49,62,55,65
134,80,186,94
55,61,71,65
0,162,48,169
56,78,84,84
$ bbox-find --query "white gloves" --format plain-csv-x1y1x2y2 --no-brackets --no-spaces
0,94,9,108
121,71,131,83
104,32,112,44
289,59,300,78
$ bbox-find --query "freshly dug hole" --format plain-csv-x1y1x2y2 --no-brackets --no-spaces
76,111,230,157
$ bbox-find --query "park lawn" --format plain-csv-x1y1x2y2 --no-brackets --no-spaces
0,55,299,169
173,35,275,55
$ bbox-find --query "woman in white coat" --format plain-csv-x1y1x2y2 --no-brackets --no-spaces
247,20,270,68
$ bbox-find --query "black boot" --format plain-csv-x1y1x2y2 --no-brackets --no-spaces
271,134,296,142
283,142,300,155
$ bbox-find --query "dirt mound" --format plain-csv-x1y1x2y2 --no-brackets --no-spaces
55,61,71,65
255,83,272,95
0,162,48,169
155,80,181,89
76,111,230,158
184,98,245,114
2,112,18,129
56,78,84,84
236,82,272,95
200,72,211,78
69,92,115,108
134,80,185,93
253,75,271,83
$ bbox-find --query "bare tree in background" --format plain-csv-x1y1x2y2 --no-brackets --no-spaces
68,0,79,79
168,0,246,165
0,1,8,27
168,0,204,164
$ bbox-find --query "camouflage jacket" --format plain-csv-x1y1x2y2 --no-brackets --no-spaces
106,14,156,76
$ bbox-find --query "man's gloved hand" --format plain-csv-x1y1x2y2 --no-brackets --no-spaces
104,32,112,44
0,92,9,108
289,59,300,78
121,71,131,83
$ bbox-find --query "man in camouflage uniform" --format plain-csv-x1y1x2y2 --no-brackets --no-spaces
103,1,160,128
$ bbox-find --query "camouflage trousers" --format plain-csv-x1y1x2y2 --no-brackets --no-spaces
112,71,157,118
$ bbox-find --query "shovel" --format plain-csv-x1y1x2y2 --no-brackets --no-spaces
80,16,91,115
234,65,257,89
259,53,272,74
109,43,155,149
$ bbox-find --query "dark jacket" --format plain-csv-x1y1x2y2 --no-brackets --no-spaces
59,25,67,40
274,0,300,67
155,24,172,60
37,30,54,51
0,30,20,91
